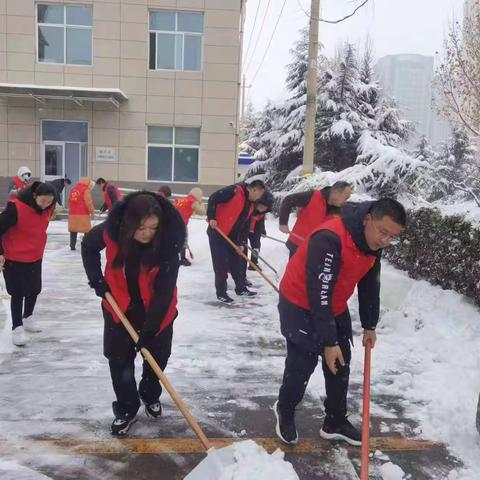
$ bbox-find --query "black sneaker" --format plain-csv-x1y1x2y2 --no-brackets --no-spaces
235,288,257,297
273,401,298,445
217,294,234,304
144,400,162,419
111,414,137,436
245,280,253,287
180,258,192,266
320,415,361,446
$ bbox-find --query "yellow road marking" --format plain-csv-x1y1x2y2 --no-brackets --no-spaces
0,437,440,456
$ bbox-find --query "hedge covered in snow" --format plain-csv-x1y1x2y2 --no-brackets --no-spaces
385,207,480,306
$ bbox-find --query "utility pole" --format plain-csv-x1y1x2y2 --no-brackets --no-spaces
302,0,320,175
241,74,252,128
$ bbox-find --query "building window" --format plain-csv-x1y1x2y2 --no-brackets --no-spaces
37,4,93,65
149,11,203,71
147,126,200,183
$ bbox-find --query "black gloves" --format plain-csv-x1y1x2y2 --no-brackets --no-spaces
135,329,157,352
92,279,109,299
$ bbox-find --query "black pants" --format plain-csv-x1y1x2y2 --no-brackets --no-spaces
70,232,78,250
3,259,42,330
11,294,38,329
278,315,352,421
103,306,173,418
249,232,261,265
208,229,246,296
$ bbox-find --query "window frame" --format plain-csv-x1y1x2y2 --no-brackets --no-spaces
36,3,93,66
148,11,204,72
146,126,201,184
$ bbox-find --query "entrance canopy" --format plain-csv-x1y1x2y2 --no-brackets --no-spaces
0,83,128,108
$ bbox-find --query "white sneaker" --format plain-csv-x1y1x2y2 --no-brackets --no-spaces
12,326,29,346
23,316,42,333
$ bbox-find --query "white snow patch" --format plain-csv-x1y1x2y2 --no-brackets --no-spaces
378,461,406,479
0,459,53,479
217,440,299,480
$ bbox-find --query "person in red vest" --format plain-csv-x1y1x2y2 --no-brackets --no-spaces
0,182,56,346
175,187,205,266
273,199,406,446
8,166,32,199
279,181,353,258
247,191,274,271
68,177,95,251
206,180,265,304
96,178,122,213
82,191,185,436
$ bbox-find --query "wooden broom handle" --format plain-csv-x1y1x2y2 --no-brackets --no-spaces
105,293,212,451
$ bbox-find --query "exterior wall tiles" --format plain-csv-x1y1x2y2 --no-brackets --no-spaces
6,0,34,18
7,34,35,54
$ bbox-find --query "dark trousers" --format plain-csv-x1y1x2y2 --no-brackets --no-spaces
248,232,261,265
208,229,246,296
70,232,78,250
103,306,173,418
11,294,38,329
278,316,352,421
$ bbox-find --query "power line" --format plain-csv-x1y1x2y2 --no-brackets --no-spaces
250,0,288,84
244,0,272,72
296,0,371,24
243,0,262,66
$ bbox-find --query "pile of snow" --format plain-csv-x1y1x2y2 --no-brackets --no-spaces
378,461,406,479
218,440,299,480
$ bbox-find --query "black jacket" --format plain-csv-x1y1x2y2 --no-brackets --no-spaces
81,191,186,332
46,178,67,206
207,182,253,242
280,201,381,352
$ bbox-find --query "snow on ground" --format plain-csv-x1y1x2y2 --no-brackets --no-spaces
0,217,479,479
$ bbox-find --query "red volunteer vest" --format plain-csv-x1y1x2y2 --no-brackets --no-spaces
10,176,29,199
101,231,178,333
250,213,265,233
280,216,376,316
2,199,51,262
104,182,122,210
216,186,253,236
175,195,196,225
69,183,90,216
289,190,328,246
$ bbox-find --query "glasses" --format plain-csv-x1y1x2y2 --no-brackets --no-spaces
370,220,400,244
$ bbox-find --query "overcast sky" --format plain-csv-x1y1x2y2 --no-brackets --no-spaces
243,0,464,108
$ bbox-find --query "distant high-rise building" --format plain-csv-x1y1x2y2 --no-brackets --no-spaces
375,54,450,146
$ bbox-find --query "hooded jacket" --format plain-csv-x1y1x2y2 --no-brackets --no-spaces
82,191,186,333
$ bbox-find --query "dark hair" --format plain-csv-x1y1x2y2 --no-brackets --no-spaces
158,185,172,197
33,182,56,197
65,178,72,185
248,179,265,190
257,190,274,209
95,177,106,185
331,181,352,191
370,198,407,226
113,194,164,268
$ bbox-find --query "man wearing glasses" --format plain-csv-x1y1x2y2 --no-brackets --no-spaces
274,198,406,446
9,166,32,200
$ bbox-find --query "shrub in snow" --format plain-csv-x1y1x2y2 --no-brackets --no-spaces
385,208,480,306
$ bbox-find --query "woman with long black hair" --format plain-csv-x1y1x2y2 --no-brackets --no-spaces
82,191,185,436
0,182,56,346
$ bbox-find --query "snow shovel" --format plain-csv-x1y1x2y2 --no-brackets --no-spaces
105,293,239,477
264,234,286,244
214,226,279,293
245,244,279,277
360,339,373,480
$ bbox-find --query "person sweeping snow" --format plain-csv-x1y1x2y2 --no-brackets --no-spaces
0,182,56,346
68,177,95,251
279,181,352,258
274,199,406,446
175,187,206,266
81,191,185,436
206,180,265,304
